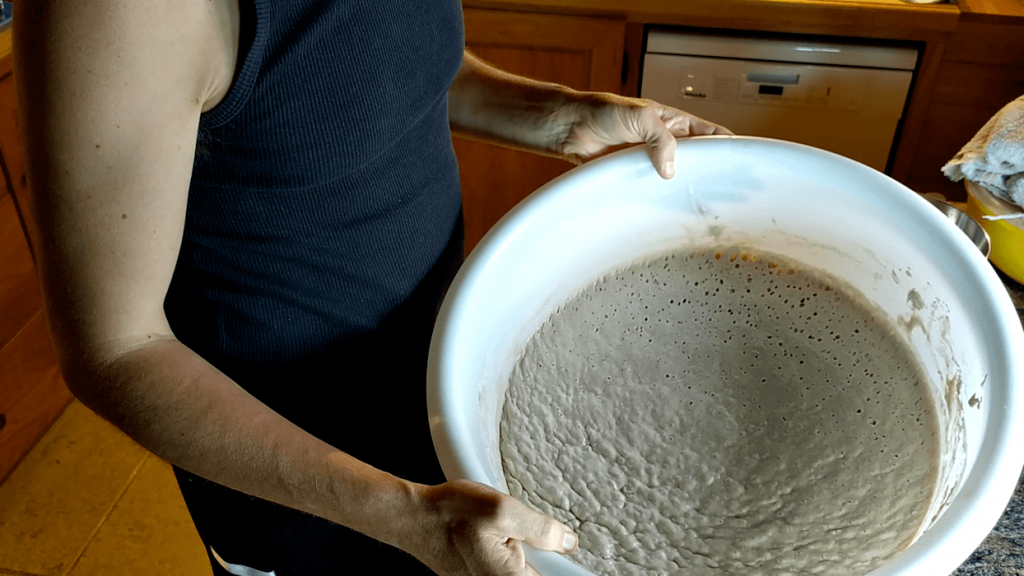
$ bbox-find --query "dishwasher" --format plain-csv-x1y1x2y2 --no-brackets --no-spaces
641,28,919,172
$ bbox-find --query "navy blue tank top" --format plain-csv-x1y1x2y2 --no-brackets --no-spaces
165,0,464,476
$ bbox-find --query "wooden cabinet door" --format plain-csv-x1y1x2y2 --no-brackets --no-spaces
0,64,31,245
457,8,626,252
0,59,74,483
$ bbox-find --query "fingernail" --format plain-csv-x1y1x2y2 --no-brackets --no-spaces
563,531,578,552
663,161,675,179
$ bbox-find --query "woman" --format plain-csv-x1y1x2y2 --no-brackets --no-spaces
14,0,729,574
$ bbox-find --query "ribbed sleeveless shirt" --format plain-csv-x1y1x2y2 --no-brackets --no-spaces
162,1,464,457
164,0,465,453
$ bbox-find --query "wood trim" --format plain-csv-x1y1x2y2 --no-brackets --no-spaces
622,22,644,97
465,0,960,37
890,38,946,183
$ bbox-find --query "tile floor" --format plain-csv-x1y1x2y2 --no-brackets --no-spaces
0,400,213,576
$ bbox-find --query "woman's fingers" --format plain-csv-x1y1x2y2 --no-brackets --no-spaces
561,94,734,178
628,105,680,179
501,495,579,554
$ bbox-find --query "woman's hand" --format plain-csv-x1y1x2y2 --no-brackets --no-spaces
449,51,732,180
407,479,577,576
560,92,733,179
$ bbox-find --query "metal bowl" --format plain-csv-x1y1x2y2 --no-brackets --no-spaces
922,195,992,258
965,180,1024,285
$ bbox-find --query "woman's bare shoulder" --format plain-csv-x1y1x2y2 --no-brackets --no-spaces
14,0,239,113
12,0,241,367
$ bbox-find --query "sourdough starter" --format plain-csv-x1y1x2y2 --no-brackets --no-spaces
499,246,939,576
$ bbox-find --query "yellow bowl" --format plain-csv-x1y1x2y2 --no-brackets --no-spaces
965,180,1024,284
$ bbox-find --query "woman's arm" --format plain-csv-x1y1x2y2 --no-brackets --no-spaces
15,0,411,543
448,51,732,179
16,2,573,574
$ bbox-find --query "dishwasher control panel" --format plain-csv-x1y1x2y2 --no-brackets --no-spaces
662,55,911,115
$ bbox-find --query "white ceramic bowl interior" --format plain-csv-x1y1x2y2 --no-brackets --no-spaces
427,136,1024,576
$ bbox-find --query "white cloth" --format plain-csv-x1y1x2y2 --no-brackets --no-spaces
210,547,276,576
943,94,1024,208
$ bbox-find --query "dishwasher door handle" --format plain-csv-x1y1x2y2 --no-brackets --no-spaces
746,72,801,85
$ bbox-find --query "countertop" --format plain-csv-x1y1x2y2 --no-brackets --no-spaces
953,268,1024,576
958,0,1024,22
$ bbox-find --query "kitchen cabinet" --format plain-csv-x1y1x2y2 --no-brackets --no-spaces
904,4,1024,201
0,54,74,484
457,8,626,251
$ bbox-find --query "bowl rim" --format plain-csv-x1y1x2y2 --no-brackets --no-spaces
428,136,1024,576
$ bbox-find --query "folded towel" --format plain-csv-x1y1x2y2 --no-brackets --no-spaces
943,94,1024,209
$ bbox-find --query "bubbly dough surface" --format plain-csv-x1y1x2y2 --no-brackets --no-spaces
500,246,939,576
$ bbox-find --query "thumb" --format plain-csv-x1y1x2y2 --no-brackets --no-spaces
505,499,578,555
634,106,678,180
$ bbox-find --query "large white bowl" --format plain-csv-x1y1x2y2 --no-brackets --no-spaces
427,136,1024,576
